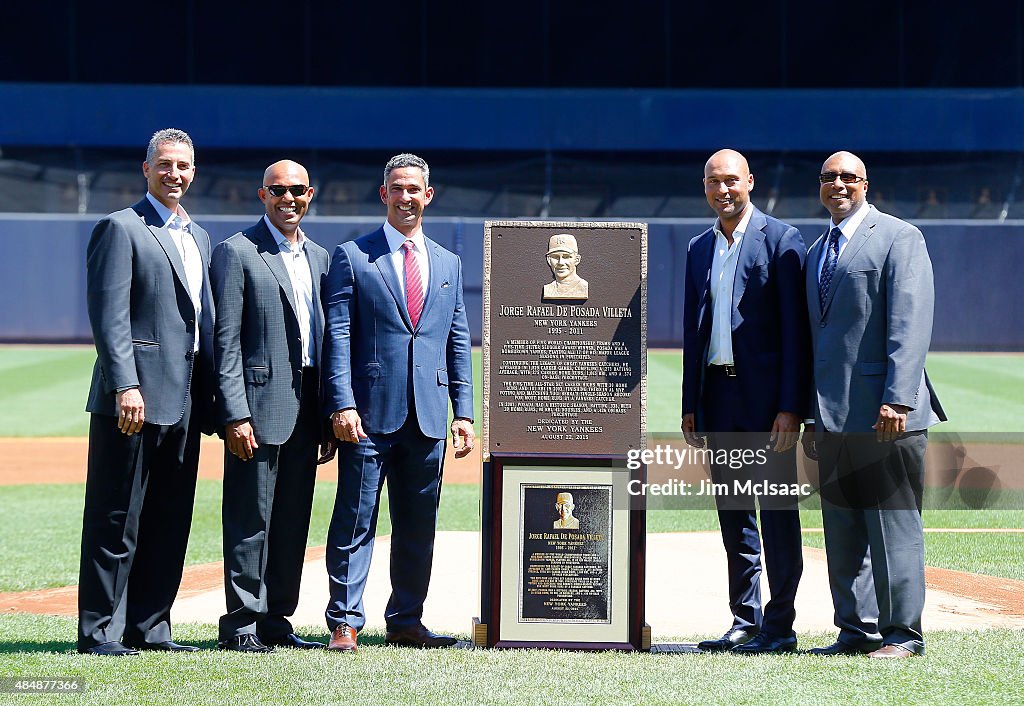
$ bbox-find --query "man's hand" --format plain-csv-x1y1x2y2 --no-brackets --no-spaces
116,388,145,436
769,412,801,452
873,404,909,442
681,413,705,449
451,419,476,459
317,437,338,464
801,422,817,460
226,419,259,460
332,409,367,444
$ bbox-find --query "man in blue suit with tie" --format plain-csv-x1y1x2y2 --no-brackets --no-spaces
682,149,810,654
803,151,945,658
322,153,475,652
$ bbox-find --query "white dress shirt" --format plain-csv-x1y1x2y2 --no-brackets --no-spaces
817,201,871,279
707,204,754,366
147,193,203,352
383,221,430,297
264,216,316,368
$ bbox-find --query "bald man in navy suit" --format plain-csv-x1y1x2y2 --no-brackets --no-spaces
682,149,810,655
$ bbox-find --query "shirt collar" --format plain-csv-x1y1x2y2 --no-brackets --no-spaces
383,221,425,253
263,215,306,251
831,201,871,240
146,192,189,228
712,202,754,241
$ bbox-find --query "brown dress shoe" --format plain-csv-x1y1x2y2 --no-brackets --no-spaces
328,624,357,652
868,644,916,659
385,624,457,648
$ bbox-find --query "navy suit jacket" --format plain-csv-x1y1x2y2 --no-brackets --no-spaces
85,197,214,427
682,207,810,432
321,227,474,439
211,220,330,445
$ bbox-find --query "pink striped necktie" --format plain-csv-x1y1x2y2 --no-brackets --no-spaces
402,240,424,327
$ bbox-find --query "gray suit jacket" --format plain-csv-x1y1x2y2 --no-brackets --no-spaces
805,205,946,433
211,220,330,446
85,197,214,426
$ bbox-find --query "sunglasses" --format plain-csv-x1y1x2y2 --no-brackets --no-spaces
819,172,867,185
263,184,309,197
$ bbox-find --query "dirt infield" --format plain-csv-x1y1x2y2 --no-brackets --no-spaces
0,437,482,485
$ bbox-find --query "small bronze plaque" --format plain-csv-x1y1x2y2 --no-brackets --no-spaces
483,221,647,457
519,484,613,623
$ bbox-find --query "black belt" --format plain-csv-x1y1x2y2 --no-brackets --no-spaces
708,364,737,377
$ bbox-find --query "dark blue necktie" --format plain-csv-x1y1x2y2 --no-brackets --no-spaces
818,227,842,311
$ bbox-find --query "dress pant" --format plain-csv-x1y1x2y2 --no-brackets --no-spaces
219,370,320,641
325,413,445,632
702,365,803,638
78,385,200,649
817,429,927,653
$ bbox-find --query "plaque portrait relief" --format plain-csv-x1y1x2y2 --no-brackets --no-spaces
542,233,589,300
553,492,581,529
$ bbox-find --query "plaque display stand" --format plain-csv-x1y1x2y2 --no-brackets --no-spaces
474,221,648,651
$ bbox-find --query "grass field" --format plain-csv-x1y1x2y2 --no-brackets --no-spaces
0,347,1021,703
2,347,1023,437
0,614,1020,705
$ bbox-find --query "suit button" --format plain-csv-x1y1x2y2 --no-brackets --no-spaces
820,321,826,327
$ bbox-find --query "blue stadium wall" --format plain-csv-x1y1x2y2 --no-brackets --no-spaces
3,214,1019,350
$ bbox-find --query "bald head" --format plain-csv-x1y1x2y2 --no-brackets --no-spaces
260,160,314,238
705,149,750,179
703,149,754,230
821,151,867,180
263,160,309,187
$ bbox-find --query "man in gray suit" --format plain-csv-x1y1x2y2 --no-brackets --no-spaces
79,128,213,655
803,151,946,658
211,160,335,653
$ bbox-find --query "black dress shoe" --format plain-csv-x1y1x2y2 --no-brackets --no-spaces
262,633,326,649
807,640,880,656
78,641,139,656
697,628,758,652
217,634,274,653
731,633,797,654
385,623,458,648
126,640,200,652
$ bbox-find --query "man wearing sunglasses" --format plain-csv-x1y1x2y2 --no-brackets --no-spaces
79,128,215,655
682,149,810,655
803,151,945,658
322,153,475,652
210,160,336,652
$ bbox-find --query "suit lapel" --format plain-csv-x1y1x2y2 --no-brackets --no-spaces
821,206,878,316
731,208,766,316
308,243,326,365
807,235,824,320
416,237,443,329
370,229,414,331
253,221,300,323
694,230,716,333
136,198,190,294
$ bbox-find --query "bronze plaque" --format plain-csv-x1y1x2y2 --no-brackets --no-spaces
483,221,647,457
519,484,613,623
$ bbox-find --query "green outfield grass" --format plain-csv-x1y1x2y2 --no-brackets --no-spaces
0,614,1020,705
1,347,1021,436
1,481,1020,593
